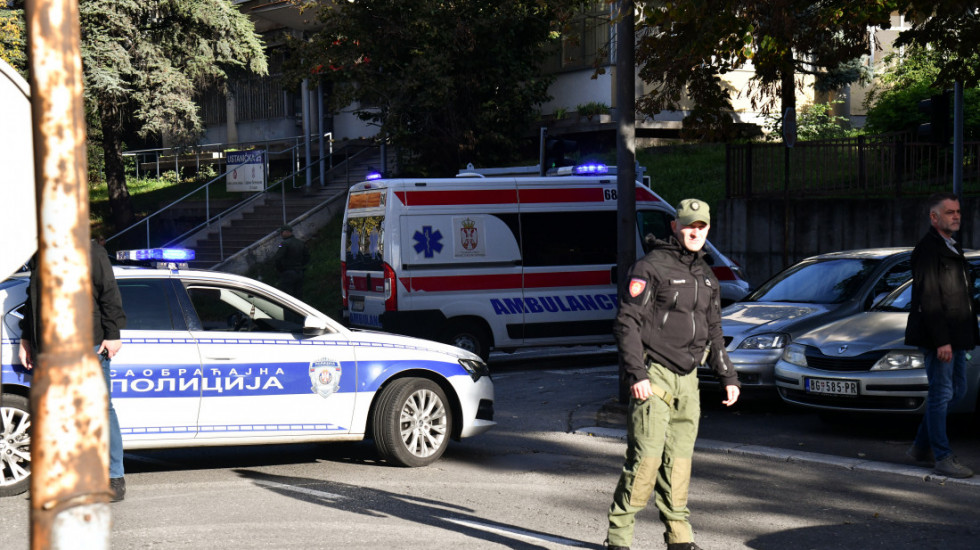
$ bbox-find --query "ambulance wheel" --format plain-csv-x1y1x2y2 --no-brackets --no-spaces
443,321,490,361
0,393,31,497
373,378,451,467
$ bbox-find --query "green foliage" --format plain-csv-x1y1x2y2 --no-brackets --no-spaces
81,0,268,144
895,1,980,87
575,101,610,118
865,48,980,139
763,100,851,142
292,0,567,176
0,6,26,77
634,1,896,139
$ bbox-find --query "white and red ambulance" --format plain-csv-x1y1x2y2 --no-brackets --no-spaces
340,163,750,360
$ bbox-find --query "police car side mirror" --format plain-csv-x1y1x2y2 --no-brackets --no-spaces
303,316,329,337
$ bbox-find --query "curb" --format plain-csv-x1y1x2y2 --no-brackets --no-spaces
573,426,980,487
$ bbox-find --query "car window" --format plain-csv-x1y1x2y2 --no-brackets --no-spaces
747,258,881,304
117,279,177,331
871,258,912,297
185,284,306,334
875,283,913,312
521,211,617,266
345,215,385,271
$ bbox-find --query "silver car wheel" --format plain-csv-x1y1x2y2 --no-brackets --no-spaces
0,394,31,497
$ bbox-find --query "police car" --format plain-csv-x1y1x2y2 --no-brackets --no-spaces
0,249,495,497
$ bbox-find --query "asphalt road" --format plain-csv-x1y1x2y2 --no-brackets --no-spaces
2,349,979,549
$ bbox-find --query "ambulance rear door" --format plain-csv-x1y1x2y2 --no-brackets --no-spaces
343,188,388,329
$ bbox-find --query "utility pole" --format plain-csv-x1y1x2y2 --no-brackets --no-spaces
25,0,111,547
615,0,636,403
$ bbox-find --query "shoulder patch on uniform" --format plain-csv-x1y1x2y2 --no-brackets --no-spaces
629,278,647,297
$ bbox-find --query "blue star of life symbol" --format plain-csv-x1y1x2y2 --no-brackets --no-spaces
413,226,443,258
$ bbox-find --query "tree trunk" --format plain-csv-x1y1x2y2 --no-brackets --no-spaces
99,98,134,232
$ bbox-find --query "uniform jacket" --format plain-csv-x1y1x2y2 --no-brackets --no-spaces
614,236,739,388
274,236,311,272
905,227,979,350
20,241,127,353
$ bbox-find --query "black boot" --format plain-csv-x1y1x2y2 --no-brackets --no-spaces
667,543,703,550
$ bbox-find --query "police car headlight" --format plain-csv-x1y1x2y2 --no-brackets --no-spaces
781,343,808,367
737,333,788,350
870,350,925,371
459,358,489,381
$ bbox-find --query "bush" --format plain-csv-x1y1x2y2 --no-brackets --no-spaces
764,100,851,142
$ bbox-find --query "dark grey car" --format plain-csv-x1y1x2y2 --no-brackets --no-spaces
700,248,914,390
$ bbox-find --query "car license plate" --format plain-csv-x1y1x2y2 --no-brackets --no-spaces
351,296,365,312
805,377,858,396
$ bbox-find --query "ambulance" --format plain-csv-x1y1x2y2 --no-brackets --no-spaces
340,163,751,360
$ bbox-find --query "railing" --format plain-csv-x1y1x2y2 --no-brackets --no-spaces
106,137,380,260
726,132,980,198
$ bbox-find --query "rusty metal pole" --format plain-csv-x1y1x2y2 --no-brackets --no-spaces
25,0,111,548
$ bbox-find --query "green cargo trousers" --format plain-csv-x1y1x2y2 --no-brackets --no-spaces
606,361,701,547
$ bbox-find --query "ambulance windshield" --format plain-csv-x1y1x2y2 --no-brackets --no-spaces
346,215,385,271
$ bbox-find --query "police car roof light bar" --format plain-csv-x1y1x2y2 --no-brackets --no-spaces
116,248,196,262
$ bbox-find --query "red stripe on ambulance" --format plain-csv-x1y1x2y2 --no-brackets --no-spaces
406,270,610,292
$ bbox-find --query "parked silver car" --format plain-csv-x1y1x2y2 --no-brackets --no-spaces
701,248,913,389
773,252,980,414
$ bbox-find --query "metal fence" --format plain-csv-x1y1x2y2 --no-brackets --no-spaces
726,132,980,198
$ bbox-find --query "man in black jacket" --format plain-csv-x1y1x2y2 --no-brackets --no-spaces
605,199,740,550
905,192,977,479
274,224,311,299
19,241,129,500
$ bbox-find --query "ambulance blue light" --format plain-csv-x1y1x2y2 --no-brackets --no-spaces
574,163,609,175
116,248,196,262
365,171,382,181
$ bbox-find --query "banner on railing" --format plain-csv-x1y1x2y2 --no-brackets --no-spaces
226,150,266,192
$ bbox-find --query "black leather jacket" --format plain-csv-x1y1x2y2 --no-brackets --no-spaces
614,236,739,388
905,227,979,350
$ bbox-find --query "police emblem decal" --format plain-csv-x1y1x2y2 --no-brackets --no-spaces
309,358,342,398
629,278,647,297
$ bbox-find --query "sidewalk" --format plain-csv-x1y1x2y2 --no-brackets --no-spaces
574,398,980,488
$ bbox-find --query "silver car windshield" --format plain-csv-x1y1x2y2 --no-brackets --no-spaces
746,258,881,304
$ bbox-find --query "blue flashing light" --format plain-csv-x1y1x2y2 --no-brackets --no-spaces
365,171,383,181
116,248,196,262
574,162,609,175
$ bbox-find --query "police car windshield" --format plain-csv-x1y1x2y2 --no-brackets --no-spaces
745,258,881,304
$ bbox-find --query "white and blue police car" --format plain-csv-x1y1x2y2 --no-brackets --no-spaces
0,249,495,496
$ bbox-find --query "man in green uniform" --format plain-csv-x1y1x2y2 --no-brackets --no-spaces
274,224,310,299
605,199,740,550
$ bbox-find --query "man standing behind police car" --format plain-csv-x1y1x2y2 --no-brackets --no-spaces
18,240,128,501
605,199,740,550
274,224,310,299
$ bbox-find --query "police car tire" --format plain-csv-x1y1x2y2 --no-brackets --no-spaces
0,393,31,497
372,378,451,468
442,321,490,362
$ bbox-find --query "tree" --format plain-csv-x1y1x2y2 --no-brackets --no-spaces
633,1,896,140
0,4,26,77
79,0,267,231
895,1,980,87
293,0,570,176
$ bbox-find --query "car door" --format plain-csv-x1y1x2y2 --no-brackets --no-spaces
180,280,357,441
111,277,204,446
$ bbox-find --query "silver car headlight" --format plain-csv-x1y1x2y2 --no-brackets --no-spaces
870,350,925,371
737,333,788,350
459,358,490,381
781,343,808,366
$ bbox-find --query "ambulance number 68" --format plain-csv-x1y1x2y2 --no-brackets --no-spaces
603,189,618,201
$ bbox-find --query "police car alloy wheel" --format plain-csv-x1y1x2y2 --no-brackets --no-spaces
0,393,31,497
372,378,451,467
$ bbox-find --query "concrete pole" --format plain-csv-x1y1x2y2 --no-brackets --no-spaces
317,78,326,186
25,0,111,548
615,0,636,404
302,78,312,189
953,81,963,198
